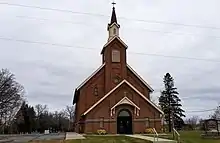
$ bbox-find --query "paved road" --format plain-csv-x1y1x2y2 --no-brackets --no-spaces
0,133,65,143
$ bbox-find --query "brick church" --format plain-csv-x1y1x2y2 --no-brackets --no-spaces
73,5,164,134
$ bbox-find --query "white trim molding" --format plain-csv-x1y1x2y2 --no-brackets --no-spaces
108,22,120,29
127,64,154,92
110,96,140,116
103,36,128,49
82,79,164,116
76,63,105,90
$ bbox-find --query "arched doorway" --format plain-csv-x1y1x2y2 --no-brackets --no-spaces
117,109,133,134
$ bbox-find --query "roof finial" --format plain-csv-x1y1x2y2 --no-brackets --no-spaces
112,0,116,8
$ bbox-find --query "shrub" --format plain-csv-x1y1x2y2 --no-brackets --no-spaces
145,128,154,134
97,129,107,135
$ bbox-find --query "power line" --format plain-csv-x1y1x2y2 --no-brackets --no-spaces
1,36,220,63
9,15,220,40
1,2,220,30
129,52,220,63
0,37,95,50
187,108,216,113
15,15,92,26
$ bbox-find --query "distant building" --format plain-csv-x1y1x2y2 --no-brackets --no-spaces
73,5,164,134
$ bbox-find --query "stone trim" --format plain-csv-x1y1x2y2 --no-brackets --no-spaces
110,96,140,117
134,118,161,122
85,118,161,123
85,119,116,123
149,119,161,121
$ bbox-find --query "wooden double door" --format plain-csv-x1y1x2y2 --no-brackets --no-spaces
117,109,133,134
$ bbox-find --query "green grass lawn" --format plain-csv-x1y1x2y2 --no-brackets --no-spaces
179,131,220,143
146,131,220,143
30,131,220,143
30,136,151,143
66,136,151,143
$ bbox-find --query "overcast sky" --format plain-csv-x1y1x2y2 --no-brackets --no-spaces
0,0,220,119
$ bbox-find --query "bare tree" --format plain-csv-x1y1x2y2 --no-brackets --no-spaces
0,69,24,131
211,105,220,119
65,105,75,131
35,104,48,117
185,116,199,130
65,106,74,121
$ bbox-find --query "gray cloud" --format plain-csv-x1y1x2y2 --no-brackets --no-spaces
0,0,220,118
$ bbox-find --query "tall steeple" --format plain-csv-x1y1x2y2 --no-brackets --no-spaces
110,4,117,25
107,2,120,41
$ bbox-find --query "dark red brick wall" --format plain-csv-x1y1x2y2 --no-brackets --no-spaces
85,83,162,133
75,66,105,127
74,38,162,134
127,68,150,99
103,38,127,94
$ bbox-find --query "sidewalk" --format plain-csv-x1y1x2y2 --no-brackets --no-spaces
65,132,85,140
126,134,177,143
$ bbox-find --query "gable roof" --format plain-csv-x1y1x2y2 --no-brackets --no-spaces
101,36,128,54
127,64,154,92
82,79,164,116
111,96,140,110
76,63,105,90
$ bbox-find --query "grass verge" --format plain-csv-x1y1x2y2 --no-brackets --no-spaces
30,136,151,143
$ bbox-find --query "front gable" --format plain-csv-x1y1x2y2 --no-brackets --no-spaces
82,80,163,116
111,96,140,111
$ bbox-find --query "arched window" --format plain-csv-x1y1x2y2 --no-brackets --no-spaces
112,49,120,62
113,28,116,34
99,117,104,128
118,110,131,117
145,117,150,128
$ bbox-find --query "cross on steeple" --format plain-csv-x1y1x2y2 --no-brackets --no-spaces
112,1,116,8
110,1,117,25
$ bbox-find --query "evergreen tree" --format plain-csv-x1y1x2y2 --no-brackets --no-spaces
17,102,36,133
159,73,185,132
9,103,71,133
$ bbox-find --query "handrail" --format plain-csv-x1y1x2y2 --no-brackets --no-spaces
152,128,159,142
173,128,180,143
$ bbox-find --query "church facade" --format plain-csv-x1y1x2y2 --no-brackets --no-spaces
73,6,164,134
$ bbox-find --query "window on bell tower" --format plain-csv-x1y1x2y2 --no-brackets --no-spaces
113,28,116,34
112,49,120,62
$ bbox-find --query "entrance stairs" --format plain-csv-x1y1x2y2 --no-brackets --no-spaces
126,134,177,143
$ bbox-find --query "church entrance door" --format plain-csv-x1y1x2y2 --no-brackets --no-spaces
117,109,133,134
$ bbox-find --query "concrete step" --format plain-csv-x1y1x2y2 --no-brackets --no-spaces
126,135,177,143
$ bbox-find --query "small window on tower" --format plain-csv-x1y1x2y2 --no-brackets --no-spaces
113,28,116,34
112,49,120,62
